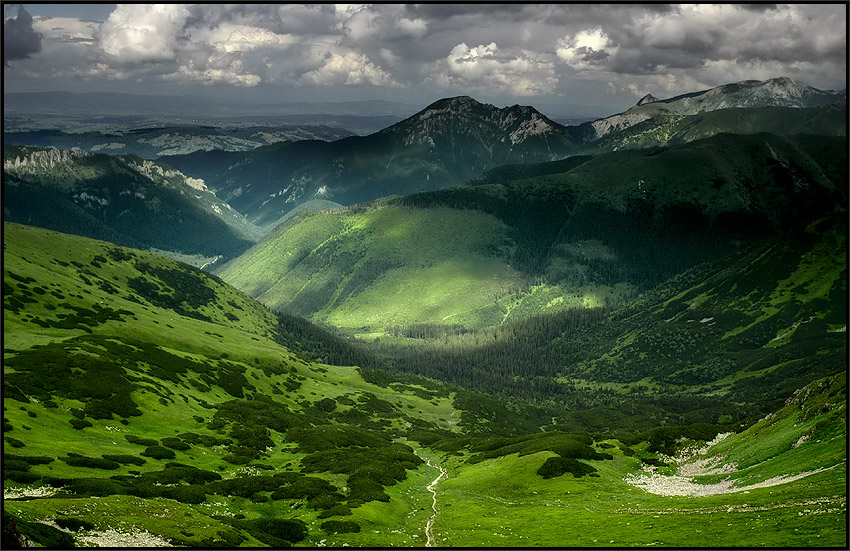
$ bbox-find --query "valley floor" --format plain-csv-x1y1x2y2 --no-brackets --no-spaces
5,440,845,547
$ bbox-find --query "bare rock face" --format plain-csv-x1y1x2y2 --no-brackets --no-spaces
636,94,659,106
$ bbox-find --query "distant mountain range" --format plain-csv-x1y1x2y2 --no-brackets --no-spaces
583,104,846,154
162,96,580,226
3,124,356,158
4,76,846,261
161,77,846,225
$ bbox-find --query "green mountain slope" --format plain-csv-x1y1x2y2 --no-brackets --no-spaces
217,205,542,333
3,146,261,260
217,133,846,335
559,215,847,406
1,222,462,546
427,371,845,547
162,97,578,226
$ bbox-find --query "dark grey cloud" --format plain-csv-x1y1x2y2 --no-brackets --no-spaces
4,5,43,65
740,4,779,12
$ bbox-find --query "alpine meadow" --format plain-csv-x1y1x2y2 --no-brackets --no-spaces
2,3,847,549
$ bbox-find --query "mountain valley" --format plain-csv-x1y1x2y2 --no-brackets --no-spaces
3,75,846,548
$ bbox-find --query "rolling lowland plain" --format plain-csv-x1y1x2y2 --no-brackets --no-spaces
2,77,847,548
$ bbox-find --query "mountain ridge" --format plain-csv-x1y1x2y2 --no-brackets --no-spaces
3,146,261,261
161,95,578,226
578,77,846,142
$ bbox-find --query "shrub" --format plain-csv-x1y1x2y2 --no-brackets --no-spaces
318,504,353,518
11,516,75,548
222,454,251,465
537,457,598,479
84,394,142,419
160,437,191,451
347,477,389,503
61,453,120,470
102,454,146,466
163,485,207,504
314,398,337,412
140,446,176,460
306,492,345,510
55,518,95,532
5,459,32,472
69,419,92,430
270,476,337,501
68,478,126,496
322,520,361,534
4,454,53,466
209,476,278,498
285,424,389,453
4,470,41,483
252,518,307,543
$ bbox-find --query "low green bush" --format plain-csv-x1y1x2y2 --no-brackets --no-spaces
233,518,307,545
69,419,92,430
160,437,191,451
4,470,41,483
4,454,54,465
322,520,361,534
101,454,146,466
61,453,120,470
55,518,95,532
140,446,176,460
68,478,126,496
318,504,353,519
7,513,75,548
163,485,207,504
537,457,598,478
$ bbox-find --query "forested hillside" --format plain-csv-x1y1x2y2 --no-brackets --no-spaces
217,133,846,337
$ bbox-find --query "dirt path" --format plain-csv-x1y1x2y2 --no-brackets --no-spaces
423,457,447,547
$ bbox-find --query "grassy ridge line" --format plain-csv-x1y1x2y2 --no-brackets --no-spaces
2,221,280,348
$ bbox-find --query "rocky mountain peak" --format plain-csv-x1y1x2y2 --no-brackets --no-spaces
380,95,566,148
636,93,659,106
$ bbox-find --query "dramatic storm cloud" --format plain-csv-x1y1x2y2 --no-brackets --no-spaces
4,3,846,115
4,5,42,65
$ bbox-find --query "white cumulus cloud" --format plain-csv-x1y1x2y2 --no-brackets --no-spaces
556,28,617,71
300,50,400,87
97,4,190,63
432,42,557,96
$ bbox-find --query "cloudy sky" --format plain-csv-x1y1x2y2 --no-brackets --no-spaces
4,3,846,116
